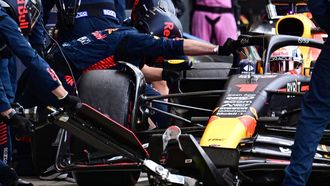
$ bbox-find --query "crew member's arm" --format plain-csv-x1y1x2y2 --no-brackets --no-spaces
124,32,235,59
182,39,217,56
0,78,11,117
0,9,68,100
141,65,163,82
0,77,35,132
29,7,46,57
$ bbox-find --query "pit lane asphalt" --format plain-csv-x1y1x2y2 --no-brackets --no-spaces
23,173,149,186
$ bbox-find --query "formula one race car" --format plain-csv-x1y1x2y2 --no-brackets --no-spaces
46,33,330,186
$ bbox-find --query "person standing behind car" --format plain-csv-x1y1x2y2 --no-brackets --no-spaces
33,0,127,180
0,0,80,185
42,0,126,43
0,3,47,176
283,0,330,186
191,0,238,45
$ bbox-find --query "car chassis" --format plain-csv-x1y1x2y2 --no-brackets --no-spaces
46,34,330,186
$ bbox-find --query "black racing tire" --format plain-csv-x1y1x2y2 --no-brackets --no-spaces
71,70,140,186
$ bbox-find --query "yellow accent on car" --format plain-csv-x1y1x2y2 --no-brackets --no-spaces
200,117,246,149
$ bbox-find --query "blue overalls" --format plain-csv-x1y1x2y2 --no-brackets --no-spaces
283,1,330,185
43,0,125,43
0,6,61,183
53,27,184,128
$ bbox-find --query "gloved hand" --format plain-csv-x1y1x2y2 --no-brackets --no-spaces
162,69,180,88
163,59,192,71
6,113,34,133
0,166,19,186
0,166,33,186
217,38,238,56
58,95,82,112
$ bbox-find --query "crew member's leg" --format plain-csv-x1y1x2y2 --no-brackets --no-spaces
283,40,330,186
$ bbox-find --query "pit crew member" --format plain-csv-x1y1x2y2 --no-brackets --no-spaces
0,0,80,184
283,0,330,185
46,10,236,103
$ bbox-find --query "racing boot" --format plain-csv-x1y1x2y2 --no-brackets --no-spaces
0,165,33,186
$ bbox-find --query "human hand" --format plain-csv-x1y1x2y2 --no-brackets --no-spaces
162,69,180,88
217,38,238,56
6,113,34,133
58,95,82,112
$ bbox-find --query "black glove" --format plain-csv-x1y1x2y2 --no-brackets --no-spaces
58,95,82,112
6,113,34,133
0,166,19,186
162,69,180,88
163,59,192,71
217,38,238,56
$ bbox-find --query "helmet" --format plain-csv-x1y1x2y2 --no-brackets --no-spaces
0,0,42,35
131,0,176,24
133,6,183,38
269,46,303,74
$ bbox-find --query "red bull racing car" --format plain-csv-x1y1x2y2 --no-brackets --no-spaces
46,33,330,186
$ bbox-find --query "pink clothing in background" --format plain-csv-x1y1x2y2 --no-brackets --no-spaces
192,0,238,45
195,0,232,8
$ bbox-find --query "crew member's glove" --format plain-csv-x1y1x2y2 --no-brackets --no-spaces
58,95,82,112
162,69,180,88
163,59,192,71
5,112,34,133
217,38,238,56
0,166,33,186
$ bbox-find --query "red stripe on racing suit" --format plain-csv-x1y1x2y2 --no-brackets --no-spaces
83,56,116,73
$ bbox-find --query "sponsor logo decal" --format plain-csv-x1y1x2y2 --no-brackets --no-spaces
106,28,118,34
77,36,91,45
76,11,88,18
65,75,74,86
236,84,258,92
218,94,256,116
103,9,116,17
91,31,107,40
163,22,174,38
47,68,59,81
17,0,29,30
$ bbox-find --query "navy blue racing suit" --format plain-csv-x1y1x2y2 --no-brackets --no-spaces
0,6,61,169
0,5,47,166
0,59,14,165
49,27,184,128
283,1,330,185
59,27,184,70
43,0,125,43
